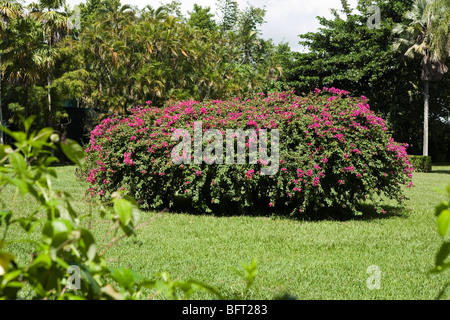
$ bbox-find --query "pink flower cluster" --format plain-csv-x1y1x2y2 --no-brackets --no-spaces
124,152,134,165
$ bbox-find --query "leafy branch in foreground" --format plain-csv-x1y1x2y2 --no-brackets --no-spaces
430,182,450,299
0,117,228,300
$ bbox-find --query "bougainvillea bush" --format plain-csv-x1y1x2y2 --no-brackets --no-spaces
85,88,414,216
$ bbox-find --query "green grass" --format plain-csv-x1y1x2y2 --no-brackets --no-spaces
1,165,450,299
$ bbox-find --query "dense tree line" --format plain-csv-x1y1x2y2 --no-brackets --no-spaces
281,0,450,160
0,0,286,135
0,0,449,160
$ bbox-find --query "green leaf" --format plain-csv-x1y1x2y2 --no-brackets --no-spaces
435,202,449,217
114,199,132,226
12,178,28,195
436,242,450,267
0,280,23,299
109,267,143,291
22,115,36,134
60,139,86,167
80,229,97,261
9,152,27,173
15,216,40,234
10,131,27,144
0,211,12,226
43,219,73,238
49,232,72,260
0,252,15,276
44,157,60,168
437,210,450,237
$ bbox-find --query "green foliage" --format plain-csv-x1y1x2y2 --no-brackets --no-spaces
0,117,230,299
188,4,216,31
409,155,432,172
283,0,450,161
0,117,275,300
0,0,284,134
85,89,413,216
216,0,238,33
431,182,450,299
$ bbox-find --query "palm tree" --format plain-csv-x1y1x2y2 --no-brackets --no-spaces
2,15,44,121
394,0,450,156
426,0,450,59
30,0,69,128
97,0,134,35
0,0,22,144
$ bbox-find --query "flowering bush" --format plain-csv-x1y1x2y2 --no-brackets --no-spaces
85,88,414,216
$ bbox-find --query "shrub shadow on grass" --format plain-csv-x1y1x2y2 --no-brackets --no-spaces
266,203,408,222
431,163,450,174
431,170,450,175
166,200,409,222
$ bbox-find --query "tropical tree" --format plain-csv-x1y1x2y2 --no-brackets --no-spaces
51,0,281,114
0,0,22,143
426,0,450,59
30,0,70,128
187,4,216,31
1,14,44,120
394,0,450,156
216,0,238,34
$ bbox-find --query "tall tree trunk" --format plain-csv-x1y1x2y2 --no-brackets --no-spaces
48,73,53,128
423,79,429,156
24,85,29,119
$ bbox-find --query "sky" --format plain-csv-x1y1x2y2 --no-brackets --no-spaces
21,0,359,52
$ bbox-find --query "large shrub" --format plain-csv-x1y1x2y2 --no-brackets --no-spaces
85,88,414,216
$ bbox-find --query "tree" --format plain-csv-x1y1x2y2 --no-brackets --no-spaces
30,0,70,128
188,4,216,31
216,0,238,33
50,0,281,115
1,15,44,120
394,0,449,156
282,0,448,158
426,0,450,60
236,4,266,64
0,0,22,144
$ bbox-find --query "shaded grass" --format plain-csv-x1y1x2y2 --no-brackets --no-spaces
1,165,450,299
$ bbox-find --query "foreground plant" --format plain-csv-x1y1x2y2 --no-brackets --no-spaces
0,117,227,300
431,182,450,299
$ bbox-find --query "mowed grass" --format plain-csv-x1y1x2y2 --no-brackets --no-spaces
1,164,450,300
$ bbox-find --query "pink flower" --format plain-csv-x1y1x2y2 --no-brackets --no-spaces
312,177,320,186
124,152,134,165
245,169,255,180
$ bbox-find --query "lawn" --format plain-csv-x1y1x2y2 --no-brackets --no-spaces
1,164,450,300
